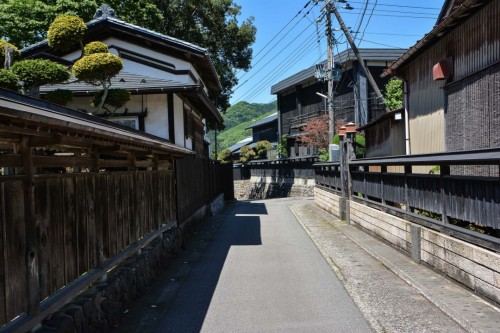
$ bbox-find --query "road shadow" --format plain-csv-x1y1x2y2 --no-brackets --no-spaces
154,201,264,333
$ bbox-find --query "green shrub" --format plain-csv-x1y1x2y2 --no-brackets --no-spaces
254,140,272,159
318,148,329,162
84,41,109,56
276,135,288,158
0,40,20,65
48,15,87,51
92,89,130,110
332,133,365,158
72,53,123,84
239,145,256,163
44,89,73,105
0,69,19,91
11,59,69,89
217,148,232,164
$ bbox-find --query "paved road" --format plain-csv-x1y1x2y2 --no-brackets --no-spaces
155,198,372,332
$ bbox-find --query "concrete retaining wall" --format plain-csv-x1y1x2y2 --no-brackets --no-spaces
314,187,341,217
314,190,500,305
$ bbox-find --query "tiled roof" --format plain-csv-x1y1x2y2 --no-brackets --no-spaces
246,113,278,129
270,48,406,94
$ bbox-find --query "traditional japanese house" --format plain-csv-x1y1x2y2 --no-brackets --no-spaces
271,48,406,158
21,5,223,159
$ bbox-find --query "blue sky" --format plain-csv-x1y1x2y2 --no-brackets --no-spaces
230,0,445,106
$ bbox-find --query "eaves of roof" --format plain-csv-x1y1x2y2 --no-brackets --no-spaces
21,16,222,93
271,48,406,94
382,0,488,77
0,88,193,156
245,113,278,130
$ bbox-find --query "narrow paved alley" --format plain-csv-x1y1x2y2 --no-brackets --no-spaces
114,198,498,333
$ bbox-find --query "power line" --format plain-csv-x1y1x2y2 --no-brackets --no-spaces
358,0,377,44
235,29,326,103
345,0,441,10
235,18,318,91
338,11,437,19
354,37,405,49
238,1,318,81
235,30,324,103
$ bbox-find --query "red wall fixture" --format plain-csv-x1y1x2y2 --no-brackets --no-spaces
433,58,453,80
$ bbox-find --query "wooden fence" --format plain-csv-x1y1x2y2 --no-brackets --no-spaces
176,158,234,225
247,157,317,179
315,148,500,250
0,171,175,329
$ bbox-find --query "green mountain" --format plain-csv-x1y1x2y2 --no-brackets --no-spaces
209,100,277,150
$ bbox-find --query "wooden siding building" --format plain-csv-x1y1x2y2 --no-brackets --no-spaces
271,48,406,158
384,0,500,156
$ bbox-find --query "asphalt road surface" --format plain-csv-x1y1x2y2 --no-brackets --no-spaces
154,198,372,333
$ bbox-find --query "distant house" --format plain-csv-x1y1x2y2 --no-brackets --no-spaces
383,0,500,155
228,113,279,160
271,48,406,158
21,5,223,159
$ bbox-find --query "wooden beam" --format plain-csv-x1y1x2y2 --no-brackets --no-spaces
20,136,40,316
32,155,93,168
0,154,23,167
0,124,52,138
29,136,93,149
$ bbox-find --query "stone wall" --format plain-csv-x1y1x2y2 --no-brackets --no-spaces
315,190,500,305
34,228,183,333
234,177,314,200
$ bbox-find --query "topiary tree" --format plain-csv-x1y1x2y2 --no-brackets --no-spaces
0,69,19,91
44,89,73,105
0,39,20,68
72,51,123,111
239,145,256,163
84,41,109,55
91,88,130,114
217,148,232,164
11,59,69,95
254,140,272,159
47,15,87,52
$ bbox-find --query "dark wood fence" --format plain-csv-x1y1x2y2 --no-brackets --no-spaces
315,148,500,242
247,157,317,179
0,171,176,329
176,158,234,225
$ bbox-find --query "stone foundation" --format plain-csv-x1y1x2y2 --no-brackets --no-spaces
315,189,500,305
234,177,314,200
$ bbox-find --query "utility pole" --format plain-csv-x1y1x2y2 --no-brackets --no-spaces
325,0,334,142
329,2,391,113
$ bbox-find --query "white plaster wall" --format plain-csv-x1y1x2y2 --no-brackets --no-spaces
144,94,169,140
174,94,185,147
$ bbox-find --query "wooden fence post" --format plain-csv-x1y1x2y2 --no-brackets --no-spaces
440,165,450,223
404,165,412,212
22,136,39,315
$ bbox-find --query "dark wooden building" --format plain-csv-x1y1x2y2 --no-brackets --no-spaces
271,48,406,158
383,0,500,156
246,113,278,144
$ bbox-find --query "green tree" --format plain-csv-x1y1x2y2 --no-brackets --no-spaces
384,78,403,111
239,145,255,163
217,148,232,164
276,135,288,159
11,59,70,94
0,0,161,47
